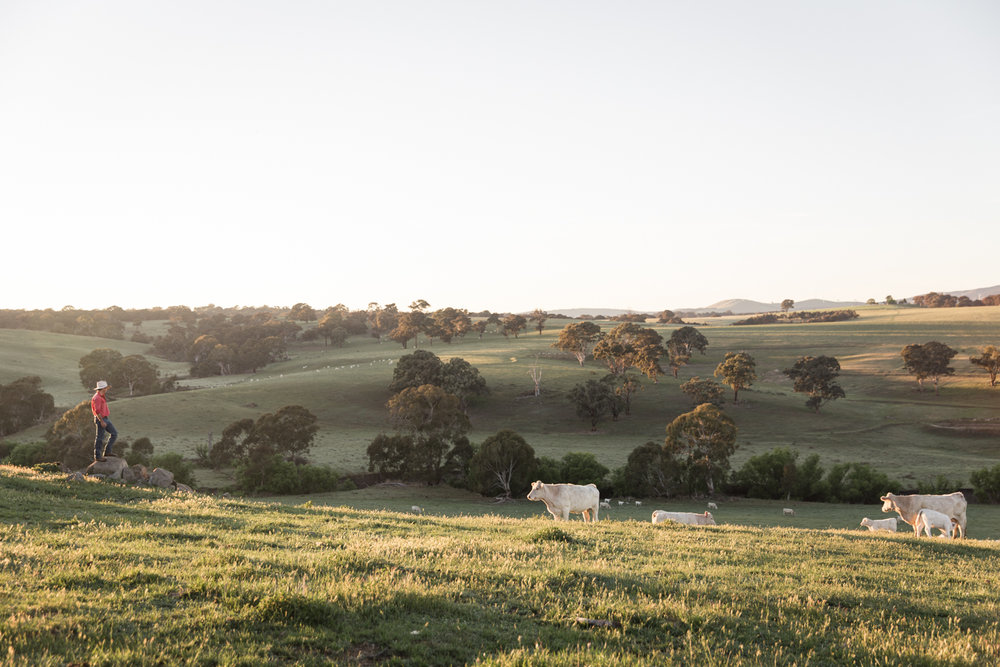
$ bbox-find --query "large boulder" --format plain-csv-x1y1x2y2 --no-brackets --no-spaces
65,471,86,483
175,483,194,493
86,456,128,480
122,464,149,484
148,468,174,488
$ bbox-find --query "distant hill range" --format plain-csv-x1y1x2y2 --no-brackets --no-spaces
550,299,863,318
550,285,1000,318
941,284,1000,301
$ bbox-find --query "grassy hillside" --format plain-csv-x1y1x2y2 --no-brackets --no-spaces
4,305,1000,484
2,464,999,666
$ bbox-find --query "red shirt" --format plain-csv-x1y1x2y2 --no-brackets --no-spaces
91,391,110,419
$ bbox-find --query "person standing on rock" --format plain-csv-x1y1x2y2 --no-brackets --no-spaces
91,380,118,462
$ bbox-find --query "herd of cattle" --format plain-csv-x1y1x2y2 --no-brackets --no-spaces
526,481,970,538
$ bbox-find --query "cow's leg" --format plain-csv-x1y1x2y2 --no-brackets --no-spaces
591,504,599,522
561,508,570,521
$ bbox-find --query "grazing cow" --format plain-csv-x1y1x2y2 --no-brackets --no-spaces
527,481,600,522
410,505,424,514
707,502,718,510
635,501,642,507
600,500,611,509
914,508,956,538
860,517,897,532
880,492,967,538
651,510,716,526
783,508,795,517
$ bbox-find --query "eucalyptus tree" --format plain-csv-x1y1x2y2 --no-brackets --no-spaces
551,321,602,366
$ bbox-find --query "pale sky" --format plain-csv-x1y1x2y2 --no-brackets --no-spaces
2,1,998,313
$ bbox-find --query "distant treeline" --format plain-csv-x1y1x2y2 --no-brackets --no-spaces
732,309,860,326
912,292,1000,308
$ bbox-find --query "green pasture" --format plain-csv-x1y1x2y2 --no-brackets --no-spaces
2,465,1000,666
3,305,1000,483
267,481,1000,539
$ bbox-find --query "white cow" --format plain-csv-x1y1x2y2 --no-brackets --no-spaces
707,502,718,510
651,510,716,526
914,508,957,538
527,481,600,522
881,492,967,539
860,517,897,532
600,500,611,509
783,508,795,517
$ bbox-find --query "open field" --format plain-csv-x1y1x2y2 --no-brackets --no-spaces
3,305,1000,484
2,464,999,666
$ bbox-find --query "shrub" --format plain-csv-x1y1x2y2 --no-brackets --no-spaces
731,448,799,499
970,464,1000,503
825,463,896,504
5,442,47,467
559,452,609,487
917,474,964,495
533,456,562,483
730,449,830,501
151,452,196,487
130,437,155,467
235,455,344,495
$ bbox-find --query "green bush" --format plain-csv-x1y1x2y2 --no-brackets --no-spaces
559,452,609,487
970,464,1000,503
151,452,196,487
6,442,47,467
235,455,344,495
730,449,829,501
130,437,155,467
917,474,963,495
825,463,896,504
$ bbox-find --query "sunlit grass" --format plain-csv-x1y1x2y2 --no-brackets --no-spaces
3,464,1000,665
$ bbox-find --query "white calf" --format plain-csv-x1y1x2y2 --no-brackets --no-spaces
860,517,897,532
915,508,956,538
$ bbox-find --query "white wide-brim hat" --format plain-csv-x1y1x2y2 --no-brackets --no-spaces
93,380,110,391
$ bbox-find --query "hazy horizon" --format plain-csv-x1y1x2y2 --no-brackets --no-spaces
3,1,997,313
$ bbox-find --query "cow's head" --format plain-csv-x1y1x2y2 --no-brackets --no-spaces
526,481,544,501
880,494,897,513
860,518,872,527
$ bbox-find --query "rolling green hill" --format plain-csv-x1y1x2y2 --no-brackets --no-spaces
3,305,1000,485
2,464,999,666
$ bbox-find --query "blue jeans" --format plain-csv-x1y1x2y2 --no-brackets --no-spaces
94,418,118,458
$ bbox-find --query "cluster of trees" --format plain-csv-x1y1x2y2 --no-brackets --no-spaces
365,350,490,485
362,302,548,348
205,405,348,494
79,349,175,397
152,312,301,377
0,376,55,437
733,310,859,326
0,307,128,339
912,292,1000,308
